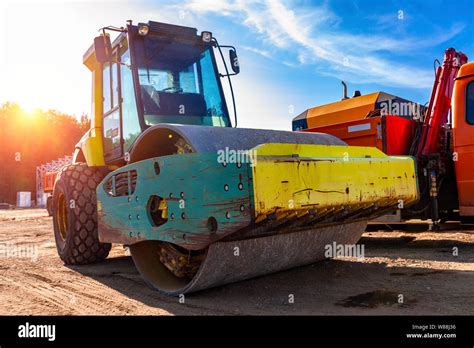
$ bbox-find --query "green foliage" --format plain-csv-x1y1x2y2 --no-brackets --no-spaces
0,102,89,204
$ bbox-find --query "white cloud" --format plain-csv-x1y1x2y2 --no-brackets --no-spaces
242,46,272,59
179,0,463,89
180,0,236,16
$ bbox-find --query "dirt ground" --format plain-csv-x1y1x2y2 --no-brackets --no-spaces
0,209,473,315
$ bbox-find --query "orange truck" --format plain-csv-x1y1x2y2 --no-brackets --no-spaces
36,157,71,215
43,171,58,216
293,48,473,226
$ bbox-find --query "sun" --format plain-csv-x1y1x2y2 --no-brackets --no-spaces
20,106,41,120
22,110,35,118
21,108,34,117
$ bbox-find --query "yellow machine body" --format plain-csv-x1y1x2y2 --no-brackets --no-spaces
251,143,418,223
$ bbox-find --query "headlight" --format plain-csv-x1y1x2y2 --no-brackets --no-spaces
138,24,149,36
201,31,212,43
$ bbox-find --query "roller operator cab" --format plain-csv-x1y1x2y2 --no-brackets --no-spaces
52,20,419,296
78,21,239,166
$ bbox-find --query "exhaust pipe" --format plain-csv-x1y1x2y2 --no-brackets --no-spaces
341,81,349,100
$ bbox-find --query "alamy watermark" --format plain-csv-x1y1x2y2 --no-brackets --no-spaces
325,242,365,260
217,147,257,167
0,243,39,261
380,100,424,120
18,322,55,341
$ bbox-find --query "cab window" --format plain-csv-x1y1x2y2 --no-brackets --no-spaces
103,64,112,111
121,50,141,151
467,81,474,125
103,58,121,158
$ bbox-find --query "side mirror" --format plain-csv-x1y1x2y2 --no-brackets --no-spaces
229,49,240,74
94,35,113,64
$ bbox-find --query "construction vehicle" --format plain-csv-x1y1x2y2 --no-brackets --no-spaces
294,48,473,227
51,20,418,296
36,156,72,216
44,172,56,216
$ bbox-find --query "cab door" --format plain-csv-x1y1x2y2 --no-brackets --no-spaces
453,65,474,216
102,55,123,162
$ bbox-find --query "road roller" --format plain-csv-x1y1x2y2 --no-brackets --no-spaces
51,20,419,296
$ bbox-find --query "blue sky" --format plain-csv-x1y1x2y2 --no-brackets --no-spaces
0,0,472,130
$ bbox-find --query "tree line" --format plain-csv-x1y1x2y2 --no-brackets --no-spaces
0,103,89,204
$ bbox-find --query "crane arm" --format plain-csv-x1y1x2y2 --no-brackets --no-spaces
416,48,468,157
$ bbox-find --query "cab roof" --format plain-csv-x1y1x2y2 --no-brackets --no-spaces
83,21,200,71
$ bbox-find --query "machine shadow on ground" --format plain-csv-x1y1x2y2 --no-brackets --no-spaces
67,245,474,315
360,235,474,263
